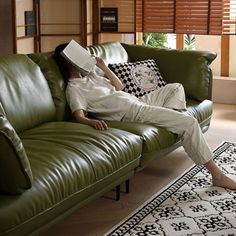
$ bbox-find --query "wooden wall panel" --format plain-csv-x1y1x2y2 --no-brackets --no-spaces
40,0,80,23
99,33,123,43
99,33,134,44
17,37,34,53
87,0,93,34
39,0,81,52
40,25,81,35
87,35,93,46
40,36,81,52
40,0,81,35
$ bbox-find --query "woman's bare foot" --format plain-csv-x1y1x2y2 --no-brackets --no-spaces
204,159,236,190
212,173,236,190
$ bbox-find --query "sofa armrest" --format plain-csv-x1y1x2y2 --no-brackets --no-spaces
122,43,217,102
0,114,33,194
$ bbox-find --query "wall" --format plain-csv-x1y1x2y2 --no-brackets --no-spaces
195,35,221,76
196,35,236,104
196,35,236,77
229,35,236,76
0,0,14,55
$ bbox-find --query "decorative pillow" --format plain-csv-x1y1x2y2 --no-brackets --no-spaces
0,114,33,194
109,59,167,97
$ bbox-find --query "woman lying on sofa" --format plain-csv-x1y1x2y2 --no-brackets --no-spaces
54,44,236,191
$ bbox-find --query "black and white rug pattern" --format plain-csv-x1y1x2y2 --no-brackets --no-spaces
106,141,236,236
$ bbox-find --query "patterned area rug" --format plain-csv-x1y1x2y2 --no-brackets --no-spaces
106,141,236,236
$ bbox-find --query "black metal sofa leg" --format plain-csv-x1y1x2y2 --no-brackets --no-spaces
125,179,129,193
116,185,121,201
115,179,130,201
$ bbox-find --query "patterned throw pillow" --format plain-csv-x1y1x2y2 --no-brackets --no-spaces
108,59,166,97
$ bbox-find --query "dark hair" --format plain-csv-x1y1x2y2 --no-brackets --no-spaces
53,43,70,80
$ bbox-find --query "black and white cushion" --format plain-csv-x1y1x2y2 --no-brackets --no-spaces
108,59,167,98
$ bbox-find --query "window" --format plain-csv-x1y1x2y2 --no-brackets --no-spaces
136,0,236,35
184,34,196,50
223,0,236,34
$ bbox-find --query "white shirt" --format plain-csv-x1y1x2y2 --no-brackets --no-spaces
66,72,139,121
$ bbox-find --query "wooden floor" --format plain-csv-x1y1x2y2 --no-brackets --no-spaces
44,103,236,236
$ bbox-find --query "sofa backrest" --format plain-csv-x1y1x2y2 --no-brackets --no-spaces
29,41,129,121
122,43,216,101
0,54,56,133
28,51,71,121
86,41,129,76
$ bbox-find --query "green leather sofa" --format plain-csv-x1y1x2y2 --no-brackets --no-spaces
0,41,216,236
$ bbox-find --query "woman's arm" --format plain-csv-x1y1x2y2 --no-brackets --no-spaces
96,57,124,91
73,109,108,130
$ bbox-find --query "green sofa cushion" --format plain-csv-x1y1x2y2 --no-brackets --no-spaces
28,52,72,121
0,54,56,133
107,120,177,154
0,114,33,194
0,122,141,235
20,122,142,180
0,102,5,116
186,99,213,124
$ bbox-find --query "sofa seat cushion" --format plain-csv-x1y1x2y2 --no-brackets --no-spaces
108,120,179,170
107,99,213,169
186,99,213,125
107,120,178,153
0,122,141,235
20,122,142,188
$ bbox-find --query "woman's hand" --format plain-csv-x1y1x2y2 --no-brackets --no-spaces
89,119,108,130
96,57,106,70
74,110,108,131
95,57,124,91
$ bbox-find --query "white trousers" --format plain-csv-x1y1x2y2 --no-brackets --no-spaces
122,83,213,165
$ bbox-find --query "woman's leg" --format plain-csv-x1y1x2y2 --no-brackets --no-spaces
123,104,236,190
140,83,187,110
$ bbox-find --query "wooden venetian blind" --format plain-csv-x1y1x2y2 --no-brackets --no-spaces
209,0,223,34
136,0,143,32
142,0,175,33
136,0,225,35
176,0,222,34
222,0,236,34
